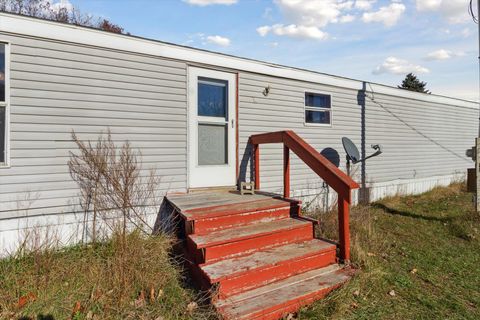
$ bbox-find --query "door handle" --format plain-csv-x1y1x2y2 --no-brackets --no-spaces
231,118,235,128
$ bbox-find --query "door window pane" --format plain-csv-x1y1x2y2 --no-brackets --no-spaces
0,107,5,163
0,44,4,102
198,77,228,117
198,123,227,165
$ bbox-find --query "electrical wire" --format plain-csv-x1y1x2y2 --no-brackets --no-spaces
364,82,471,164
470,0,478,24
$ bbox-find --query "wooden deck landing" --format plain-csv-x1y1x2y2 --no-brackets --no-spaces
166,190,287,213
164,190,352,320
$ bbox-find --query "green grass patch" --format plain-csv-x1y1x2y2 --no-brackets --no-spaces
301,183,480,319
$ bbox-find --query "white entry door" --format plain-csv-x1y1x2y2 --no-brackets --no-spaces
188,67,236,188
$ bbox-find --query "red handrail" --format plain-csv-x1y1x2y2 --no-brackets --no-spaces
250,130,359,262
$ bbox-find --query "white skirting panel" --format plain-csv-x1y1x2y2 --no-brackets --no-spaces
365,173,465,203
0,208,159,257
292,172,466,210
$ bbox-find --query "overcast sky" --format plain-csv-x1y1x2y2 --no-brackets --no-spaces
69,0,480,101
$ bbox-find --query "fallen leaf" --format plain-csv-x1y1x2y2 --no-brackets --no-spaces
367,252,376,257
388,290,396,297
284,313,296,320
187,301,198,313
150,286,155,303
157,289,164,298
134,290,146,308
71,301,82,317
351,302,359,309
17,292,36,309
410,268,418,274
353,289,360,297
154,317,165,320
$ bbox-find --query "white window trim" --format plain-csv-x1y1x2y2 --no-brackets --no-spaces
0,41,10,168
304,90,333,127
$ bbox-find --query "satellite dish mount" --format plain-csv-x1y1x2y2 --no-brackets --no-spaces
341,137,383,176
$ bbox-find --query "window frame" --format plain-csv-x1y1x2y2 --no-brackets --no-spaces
303,90,333,127
0,41,10,168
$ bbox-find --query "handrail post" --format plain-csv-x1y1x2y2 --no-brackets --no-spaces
283,145,290,198
253,144,260,190
338,195,351,263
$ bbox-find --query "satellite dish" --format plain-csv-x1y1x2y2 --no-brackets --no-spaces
342,137,383,165
342,137,361,164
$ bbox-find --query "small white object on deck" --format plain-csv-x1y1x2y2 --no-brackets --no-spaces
240,181,255,195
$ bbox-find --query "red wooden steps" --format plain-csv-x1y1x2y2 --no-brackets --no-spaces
215,264,352,320
188,218,313,264
164,191,352,320
200,239,336,298
182,199,293,235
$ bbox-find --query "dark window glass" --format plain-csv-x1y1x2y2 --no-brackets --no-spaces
198,77,228,118
305,110,330,124
0,44,4,102
305,92,330,109
0,107,5,163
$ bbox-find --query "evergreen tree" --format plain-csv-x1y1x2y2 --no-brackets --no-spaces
398,73,431,94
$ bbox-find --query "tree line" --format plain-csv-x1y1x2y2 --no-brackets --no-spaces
0,0,126,34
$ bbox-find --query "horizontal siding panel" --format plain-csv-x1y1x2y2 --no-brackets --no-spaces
0,176,186,195
10,123,187,135
11,55,185,82
12,62,186,87
11,140,185,151
12,89,185,107
12,71,186,94
0,169,186,185
11,130,186,141
0,161,186,177
9,154,186,167
12,45,187,76
10,148,185,159
11,97,186,114
10,38,184,69
11,80,186,101
12,40,186,69
11,114,185,128
12,106,186,122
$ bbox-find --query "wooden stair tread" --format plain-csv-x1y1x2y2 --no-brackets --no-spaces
189,218,311,249
182,198,291,220
215,264,351,320
201,239,335,282
167,192,278,212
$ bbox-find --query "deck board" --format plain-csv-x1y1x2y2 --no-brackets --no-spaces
166,191,283,212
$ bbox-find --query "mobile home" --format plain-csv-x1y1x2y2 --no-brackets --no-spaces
0,12,477,254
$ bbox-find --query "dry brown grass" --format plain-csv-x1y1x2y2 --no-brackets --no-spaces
0,231,216,320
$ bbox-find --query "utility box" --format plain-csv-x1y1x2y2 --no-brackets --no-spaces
467,168,476,192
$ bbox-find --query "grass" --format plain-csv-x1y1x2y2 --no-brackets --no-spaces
1,183,478,320
0,231,215,320
300,183,480,320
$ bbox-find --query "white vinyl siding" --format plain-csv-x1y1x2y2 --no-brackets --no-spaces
0,34,188,219
237,72,476,198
